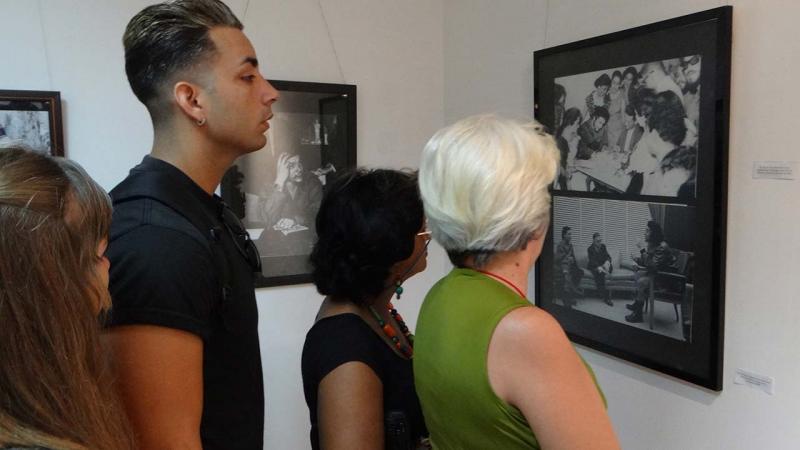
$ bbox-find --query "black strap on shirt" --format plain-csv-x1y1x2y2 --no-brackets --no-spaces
110,168,233,308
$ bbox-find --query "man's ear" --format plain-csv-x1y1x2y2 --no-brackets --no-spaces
173,81,206,124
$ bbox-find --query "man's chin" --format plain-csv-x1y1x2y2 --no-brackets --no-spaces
243,136,268,153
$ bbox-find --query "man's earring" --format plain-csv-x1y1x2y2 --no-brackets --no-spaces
196,118,206,127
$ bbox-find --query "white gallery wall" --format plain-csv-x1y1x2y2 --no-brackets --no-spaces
0,1,445,449
3,0,800,448
444,0,800,449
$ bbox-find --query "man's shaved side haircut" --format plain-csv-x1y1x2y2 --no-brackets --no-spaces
123,0,243,122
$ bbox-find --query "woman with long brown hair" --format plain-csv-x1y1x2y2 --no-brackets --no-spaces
0,147,134,450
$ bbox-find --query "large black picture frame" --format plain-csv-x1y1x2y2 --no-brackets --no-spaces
533,7,731,390
221,80,357,288
0,89,64,156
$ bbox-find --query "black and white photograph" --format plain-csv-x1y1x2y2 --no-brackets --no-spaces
221,80,356,287
551,197,695,342
553,56,700,199
534,7,730,389
0,90,64,156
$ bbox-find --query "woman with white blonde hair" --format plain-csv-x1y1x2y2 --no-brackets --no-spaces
413,115,620,450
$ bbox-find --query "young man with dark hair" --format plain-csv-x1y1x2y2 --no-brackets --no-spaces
577,106,609,159
616,103,643,162
587,232,614,306
258,152,323,233
626,221,675,323
105,1,279,449
555,226,584,307
255,152,323,261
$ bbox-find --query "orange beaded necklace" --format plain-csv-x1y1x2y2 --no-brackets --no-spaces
369,302,413,358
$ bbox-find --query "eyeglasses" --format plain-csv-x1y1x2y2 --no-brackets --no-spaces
220,202,262,272
416,230,432,244
681,55,701,67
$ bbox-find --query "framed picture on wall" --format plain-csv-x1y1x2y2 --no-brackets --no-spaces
0,90,64,156
533,6,731,390
221,80,357,288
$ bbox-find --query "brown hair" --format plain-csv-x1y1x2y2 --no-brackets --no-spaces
0,147,134,449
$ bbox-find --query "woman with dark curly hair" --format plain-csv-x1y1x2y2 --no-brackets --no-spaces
640,90,696,198
605,70,627,148
301,169,430,450
585,73,611,117
622,66,639,102
555,107,583,190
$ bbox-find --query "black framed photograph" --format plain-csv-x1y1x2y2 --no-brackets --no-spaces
533,6,731,390
0,90,64,156
221,80,356,288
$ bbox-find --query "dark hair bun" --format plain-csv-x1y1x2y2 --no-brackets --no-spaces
310,169,423,305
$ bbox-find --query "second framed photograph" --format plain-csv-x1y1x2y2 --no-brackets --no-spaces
221,80,357,288
0,90,64,156
534,7,731,390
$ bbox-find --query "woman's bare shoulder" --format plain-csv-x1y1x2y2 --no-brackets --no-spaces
493,306,573,359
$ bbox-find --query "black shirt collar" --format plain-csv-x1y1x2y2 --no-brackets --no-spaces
135,155,221,212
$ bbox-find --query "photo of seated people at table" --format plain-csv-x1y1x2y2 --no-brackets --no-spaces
221,101,345,281
551,196,695,341
553,55,701,199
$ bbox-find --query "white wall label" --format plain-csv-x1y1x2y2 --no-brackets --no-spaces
753,161,797,180
734,368,775,395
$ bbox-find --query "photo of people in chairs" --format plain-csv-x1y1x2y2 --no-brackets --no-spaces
551,197,695,342
553,55,701,199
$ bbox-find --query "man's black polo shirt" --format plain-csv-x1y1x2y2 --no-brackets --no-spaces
107,156,264,450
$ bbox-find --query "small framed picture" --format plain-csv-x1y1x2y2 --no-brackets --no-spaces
534,6,731,390
221,80,357,288
0,90,64,156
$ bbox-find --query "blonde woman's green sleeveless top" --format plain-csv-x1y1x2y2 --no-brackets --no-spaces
413,268,605,449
